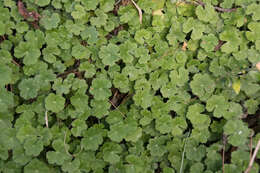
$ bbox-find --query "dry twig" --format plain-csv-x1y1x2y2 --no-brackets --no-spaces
222,135,227,173
109,100,126,117
194,0,237,12
64,130,72,157
245,139,260,173
214,40,225,52
180,130,191,173
178,0,237,13
11,59,21,67
249,131,255,159
130,0,142,24
63,129,83,158
45,110,48,128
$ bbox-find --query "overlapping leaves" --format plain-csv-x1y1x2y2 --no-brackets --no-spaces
0,0,259,172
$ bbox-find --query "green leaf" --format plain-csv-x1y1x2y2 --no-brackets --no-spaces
78,151,106,172
71,4,86,19
223,164,240,173
231,149,250,170
241,79,260,97
18,78,40,100
183,18,205,40
190,74,215,101
201,34,219,52
24,30,45,49
0,64,12,87
80,26,99,45
187,104,211,130
90,9,108,27
24,137,44,156
81,0,99,11
24,159,50,173
119,40,137,64
79,61,96,78
113,72,130,93
134,29,152,44
16,124,36,143
51,0,62,9
71,119,87,137
106,111,124,125
81,124,106,151
35,0,50,7
147,136,168,157
195,4,219,24
99,43,120,66
224,119,250,146
185,141,206,161
65,20,85,36
118,6,139,24
108,121,125,142
108,117,142,143
102,142,123,164
219,27,241,53
46,139,71,165
163,167,175,173
155,115,173,134
70,92,90,113
246,22,260,42
138,0,165,13
166,18,186,45
61,158,81,173
14,42,41,65
169,67,189,86
206,95,229,118
53,76,73,95
135,46,151,64
91,99,110,118
100,0,114,12
40,11,60,30
43,45,60,63
171,116,188,136
45,93,65,113
72,43,90,59
90,77,112,100
47,149,71,165
244,99,259,114
246,3,260,21
133,90,153,109
190,163,204,173
16,21,29,33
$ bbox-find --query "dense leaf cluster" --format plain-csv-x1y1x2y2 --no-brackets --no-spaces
0,0,260,172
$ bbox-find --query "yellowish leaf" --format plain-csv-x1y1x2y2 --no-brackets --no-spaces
152,9,164,17
176,1,188,6
232,80,241,94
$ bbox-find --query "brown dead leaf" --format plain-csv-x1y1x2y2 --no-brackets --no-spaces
17,1,41,28
18,1,30,19
182,41,187,51
214,40,225,52
256,62,260,71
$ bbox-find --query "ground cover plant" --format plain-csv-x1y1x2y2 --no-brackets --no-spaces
0,0,260,172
